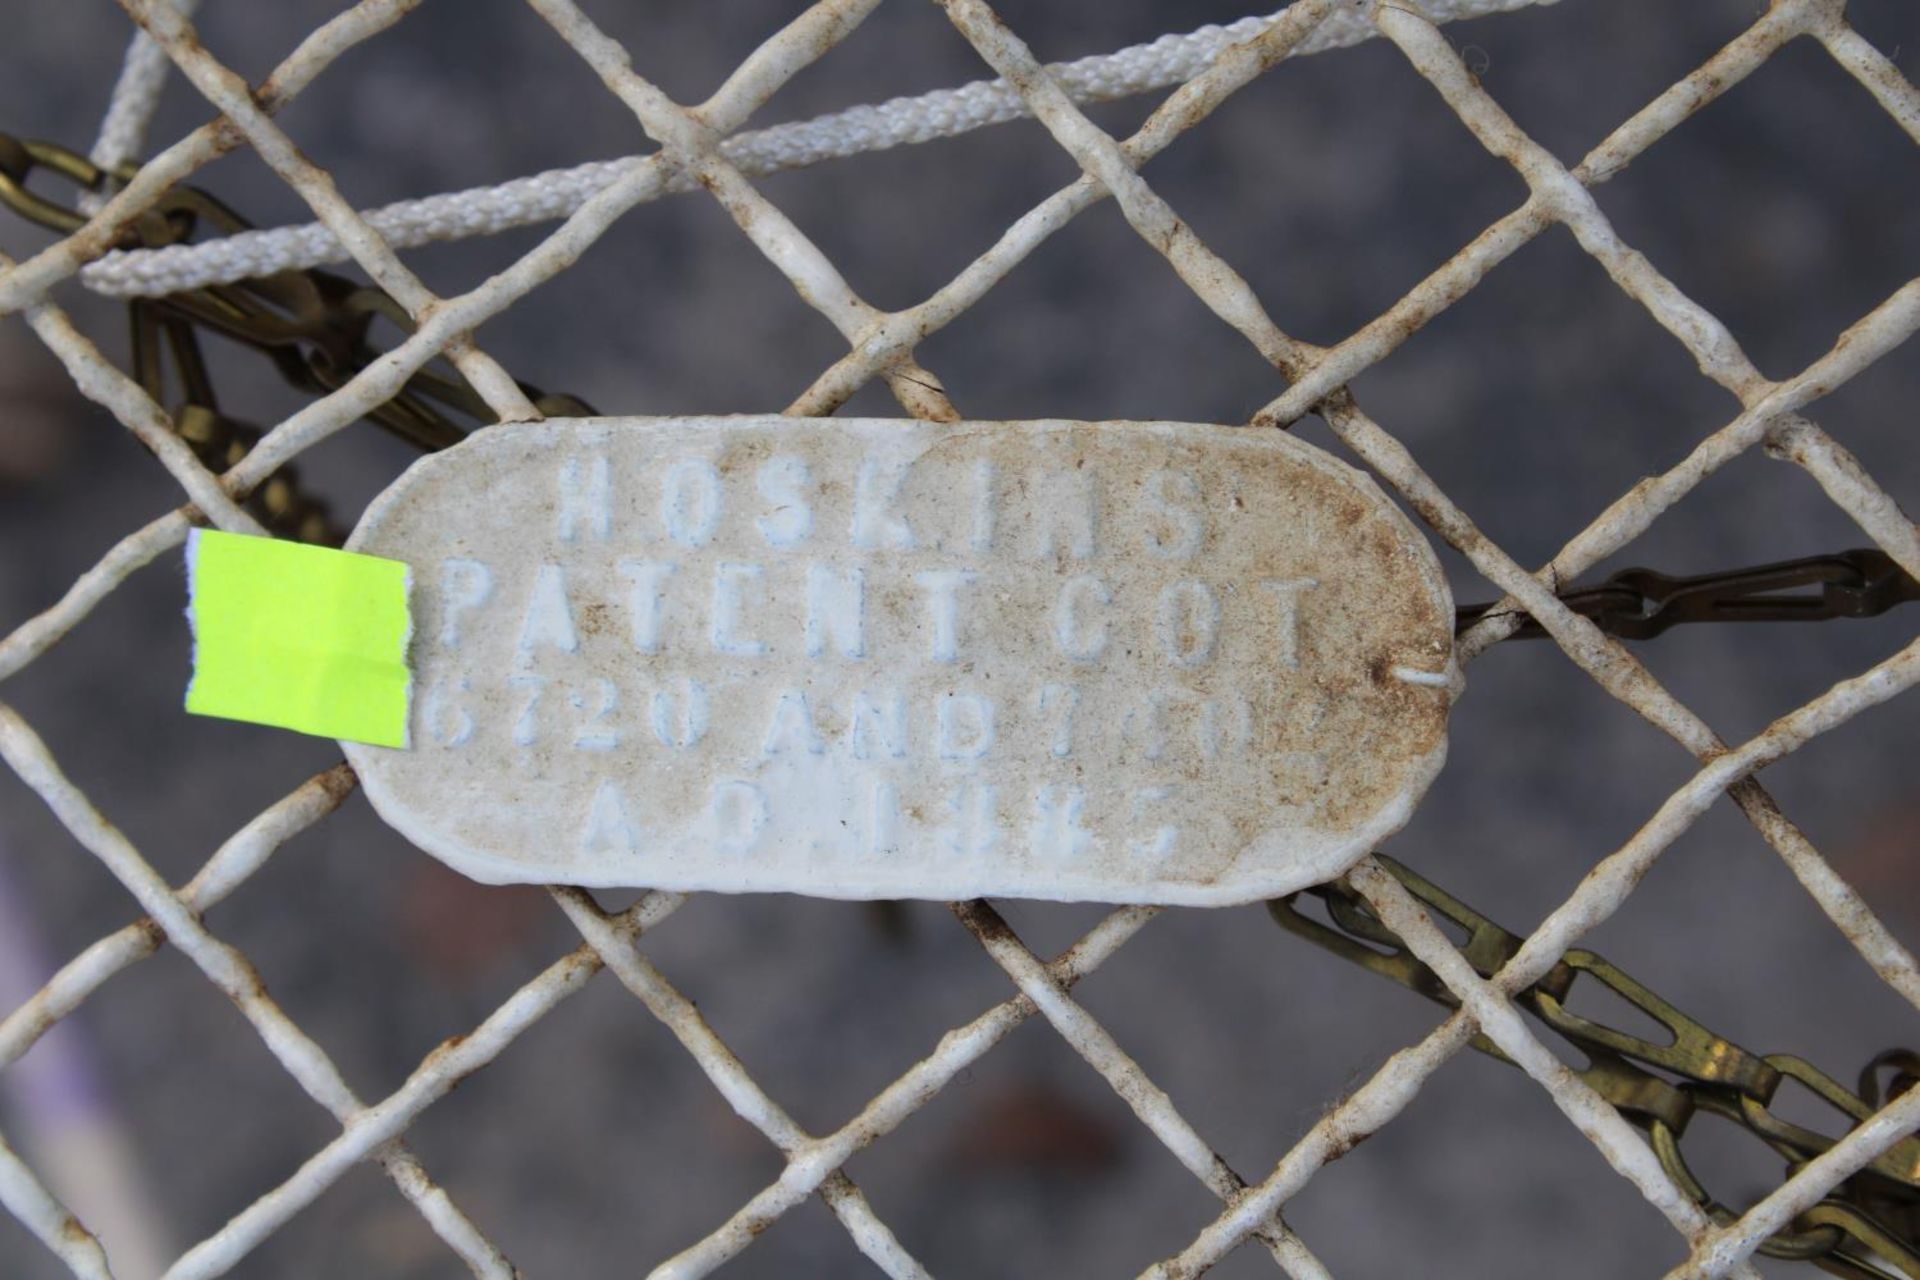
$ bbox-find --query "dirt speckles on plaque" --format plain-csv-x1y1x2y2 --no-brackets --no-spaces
342,417,1457,905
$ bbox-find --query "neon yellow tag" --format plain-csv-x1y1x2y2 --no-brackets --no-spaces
185,529,412,748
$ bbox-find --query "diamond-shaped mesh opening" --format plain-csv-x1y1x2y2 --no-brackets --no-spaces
273,0,644,201
757,120,1086,311
1456,0,1767,165
834,1010,1218,1276
454,190,864,414
909,196,1291,422
1340,225,1749,566
397,966,793,1275
79,951,340,1227
1276,1047,1694,1276
1593,36,1920,377
0,1,1915,1277
1139,35,1533,343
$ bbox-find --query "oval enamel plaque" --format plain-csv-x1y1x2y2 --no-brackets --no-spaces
342,417,1456,905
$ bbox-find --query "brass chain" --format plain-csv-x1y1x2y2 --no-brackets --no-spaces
1456,550,1920,640
7,131,1920,1273
1273,859,1920,1278
0,133,593,543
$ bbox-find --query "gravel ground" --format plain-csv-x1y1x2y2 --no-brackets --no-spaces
1,1,1917,1277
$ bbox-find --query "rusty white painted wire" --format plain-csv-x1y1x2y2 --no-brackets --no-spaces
0,257,264,535
120,0,540,424
0,767,356,1075
0,1131,113,1280
549,886,937,1280
75,0,1561,300
0,0,426,319
523,0,959,428
951,899,1335,1280
647,902,1160,1280
0,510,190,684
0,706,515,1279
0,0,1914,1277
1344,861,1741,1260
1670,1079,1920,1280
793,0,1349,417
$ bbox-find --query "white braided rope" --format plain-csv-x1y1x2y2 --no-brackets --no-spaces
78,0,1557,298
86,0,202,182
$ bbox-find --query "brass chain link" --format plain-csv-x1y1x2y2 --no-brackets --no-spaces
1457,550,1920,639
7,131,1920,1274
1459,552,1912,640
1273,858,1920,1278
0,133,593,543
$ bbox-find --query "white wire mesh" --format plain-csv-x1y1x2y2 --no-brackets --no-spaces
0,0,1914,1277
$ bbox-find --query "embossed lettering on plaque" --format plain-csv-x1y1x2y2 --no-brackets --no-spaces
342,417,1457,905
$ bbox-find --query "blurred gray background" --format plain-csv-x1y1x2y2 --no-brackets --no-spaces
1,0,1917,1276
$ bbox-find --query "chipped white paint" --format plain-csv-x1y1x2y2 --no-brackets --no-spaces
342,417,1456,904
